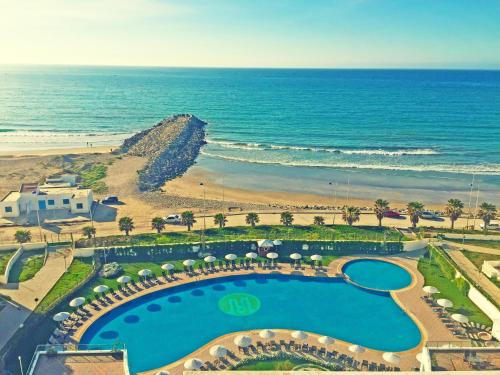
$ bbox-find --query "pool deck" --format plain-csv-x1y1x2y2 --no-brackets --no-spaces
68,255,462,374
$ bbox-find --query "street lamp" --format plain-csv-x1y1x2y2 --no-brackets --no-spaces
328,182,338,226
200,182,206,252
18,356,24,375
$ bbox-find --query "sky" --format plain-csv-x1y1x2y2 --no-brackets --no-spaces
0,0,499,68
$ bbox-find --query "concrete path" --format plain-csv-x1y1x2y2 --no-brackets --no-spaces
444,247,500,303
0,248,72,354
0,248,72,310
443,240,500,256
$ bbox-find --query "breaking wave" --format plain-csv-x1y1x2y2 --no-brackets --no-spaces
200,150,500,176
207,139,439,156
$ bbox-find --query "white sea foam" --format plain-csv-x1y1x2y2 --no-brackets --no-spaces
200,150,500,176
207,139,439,156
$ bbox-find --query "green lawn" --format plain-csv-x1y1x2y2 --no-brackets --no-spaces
36,258,94,313
79,163,108,194
18,254,44,282
425,227,495,235
77,224,406,248
418,249,492,326
461,250,500,289
448,239,500,250
233,358,310,371
0,251,16,275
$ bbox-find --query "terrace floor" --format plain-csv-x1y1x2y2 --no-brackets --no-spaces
431,348,500,372
31,352,126,375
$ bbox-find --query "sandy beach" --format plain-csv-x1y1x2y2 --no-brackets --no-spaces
0,146,493,243
0,145,117,157
164,166,449,211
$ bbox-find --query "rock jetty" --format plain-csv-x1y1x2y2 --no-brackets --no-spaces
121,114,207,191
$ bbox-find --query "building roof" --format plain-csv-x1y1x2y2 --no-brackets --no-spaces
19,182,38,194
38,186,92,198
0,191,21,203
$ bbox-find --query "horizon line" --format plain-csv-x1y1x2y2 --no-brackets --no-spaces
1,62,500,71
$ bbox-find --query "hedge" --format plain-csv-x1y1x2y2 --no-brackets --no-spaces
96,240,403,263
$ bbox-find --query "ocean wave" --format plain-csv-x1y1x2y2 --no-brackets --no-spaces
200,150,500,176
207,139,439,156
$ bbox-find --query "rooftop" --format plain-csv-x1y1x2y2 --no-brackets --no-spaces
29,349,127,375
0,191,21,203
430,347,500,372
19,182,38,194
38,186,92,198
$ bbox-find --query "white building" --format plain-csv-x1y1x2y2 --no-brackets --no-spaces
482,260,500,280
0,176,93,219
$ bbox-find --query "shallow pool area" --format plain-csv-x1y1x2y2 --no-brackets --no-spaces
80,272,421,373
343,259,413,291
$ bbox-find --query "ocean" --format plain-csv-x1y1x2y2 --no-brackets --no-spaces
1,66,499,204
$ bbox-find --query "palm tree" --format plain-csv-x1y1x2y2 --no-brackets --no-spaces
181,211,196,231
478,202,497,233
342,206,360,226
313,216,325,226
14,230,32,244
280,211,294,226
118,216,135,236
374,199,389,227
151,217,165,234
407,201,424,228
82,226,96,239
245,212,260,227
214,213,228,228
445,199,464,229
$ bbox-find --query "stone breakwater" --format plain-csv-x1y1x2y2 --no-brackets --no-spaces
121,114,207,191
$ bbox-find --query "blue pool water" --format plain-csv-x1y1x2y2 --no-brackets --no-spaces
80,273,421,373
343,259,412,291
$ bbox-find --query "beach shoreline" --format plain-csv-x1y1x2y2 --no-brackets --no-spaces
165,165,451,211
1,145,495,212
0,145,118,157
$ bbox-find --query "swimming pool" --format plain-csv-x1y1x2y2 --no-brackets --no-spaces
80,272,421,373
343,259,413,291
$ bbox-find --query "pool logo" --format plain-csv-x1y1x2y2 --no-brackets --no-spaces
218,293,261,316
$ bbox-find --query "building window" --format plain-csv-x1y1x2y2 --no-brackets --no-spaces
5,206,13,213
76,203,83,209
47,199,55,206
62,199,70,205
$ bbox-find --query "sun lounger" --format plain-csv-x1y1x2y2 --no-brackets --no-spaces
361,359,368,370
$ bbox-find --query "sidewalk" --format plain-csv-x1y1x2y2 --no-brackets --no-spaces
0,248,72,310
443,240,500,256
0,248,72,353
444,247,500,303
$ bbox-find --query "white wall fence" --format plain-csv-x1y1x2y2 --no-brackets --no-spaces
468,286,500,341
0,242,47,284
402,239,429,251
442,233,500,241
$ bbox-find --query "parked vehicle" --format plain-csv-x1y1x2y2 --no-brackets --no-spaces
163,214,181,224
384,210,403,218
480,222,500,231
101,195,119,204
419,211,440,220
